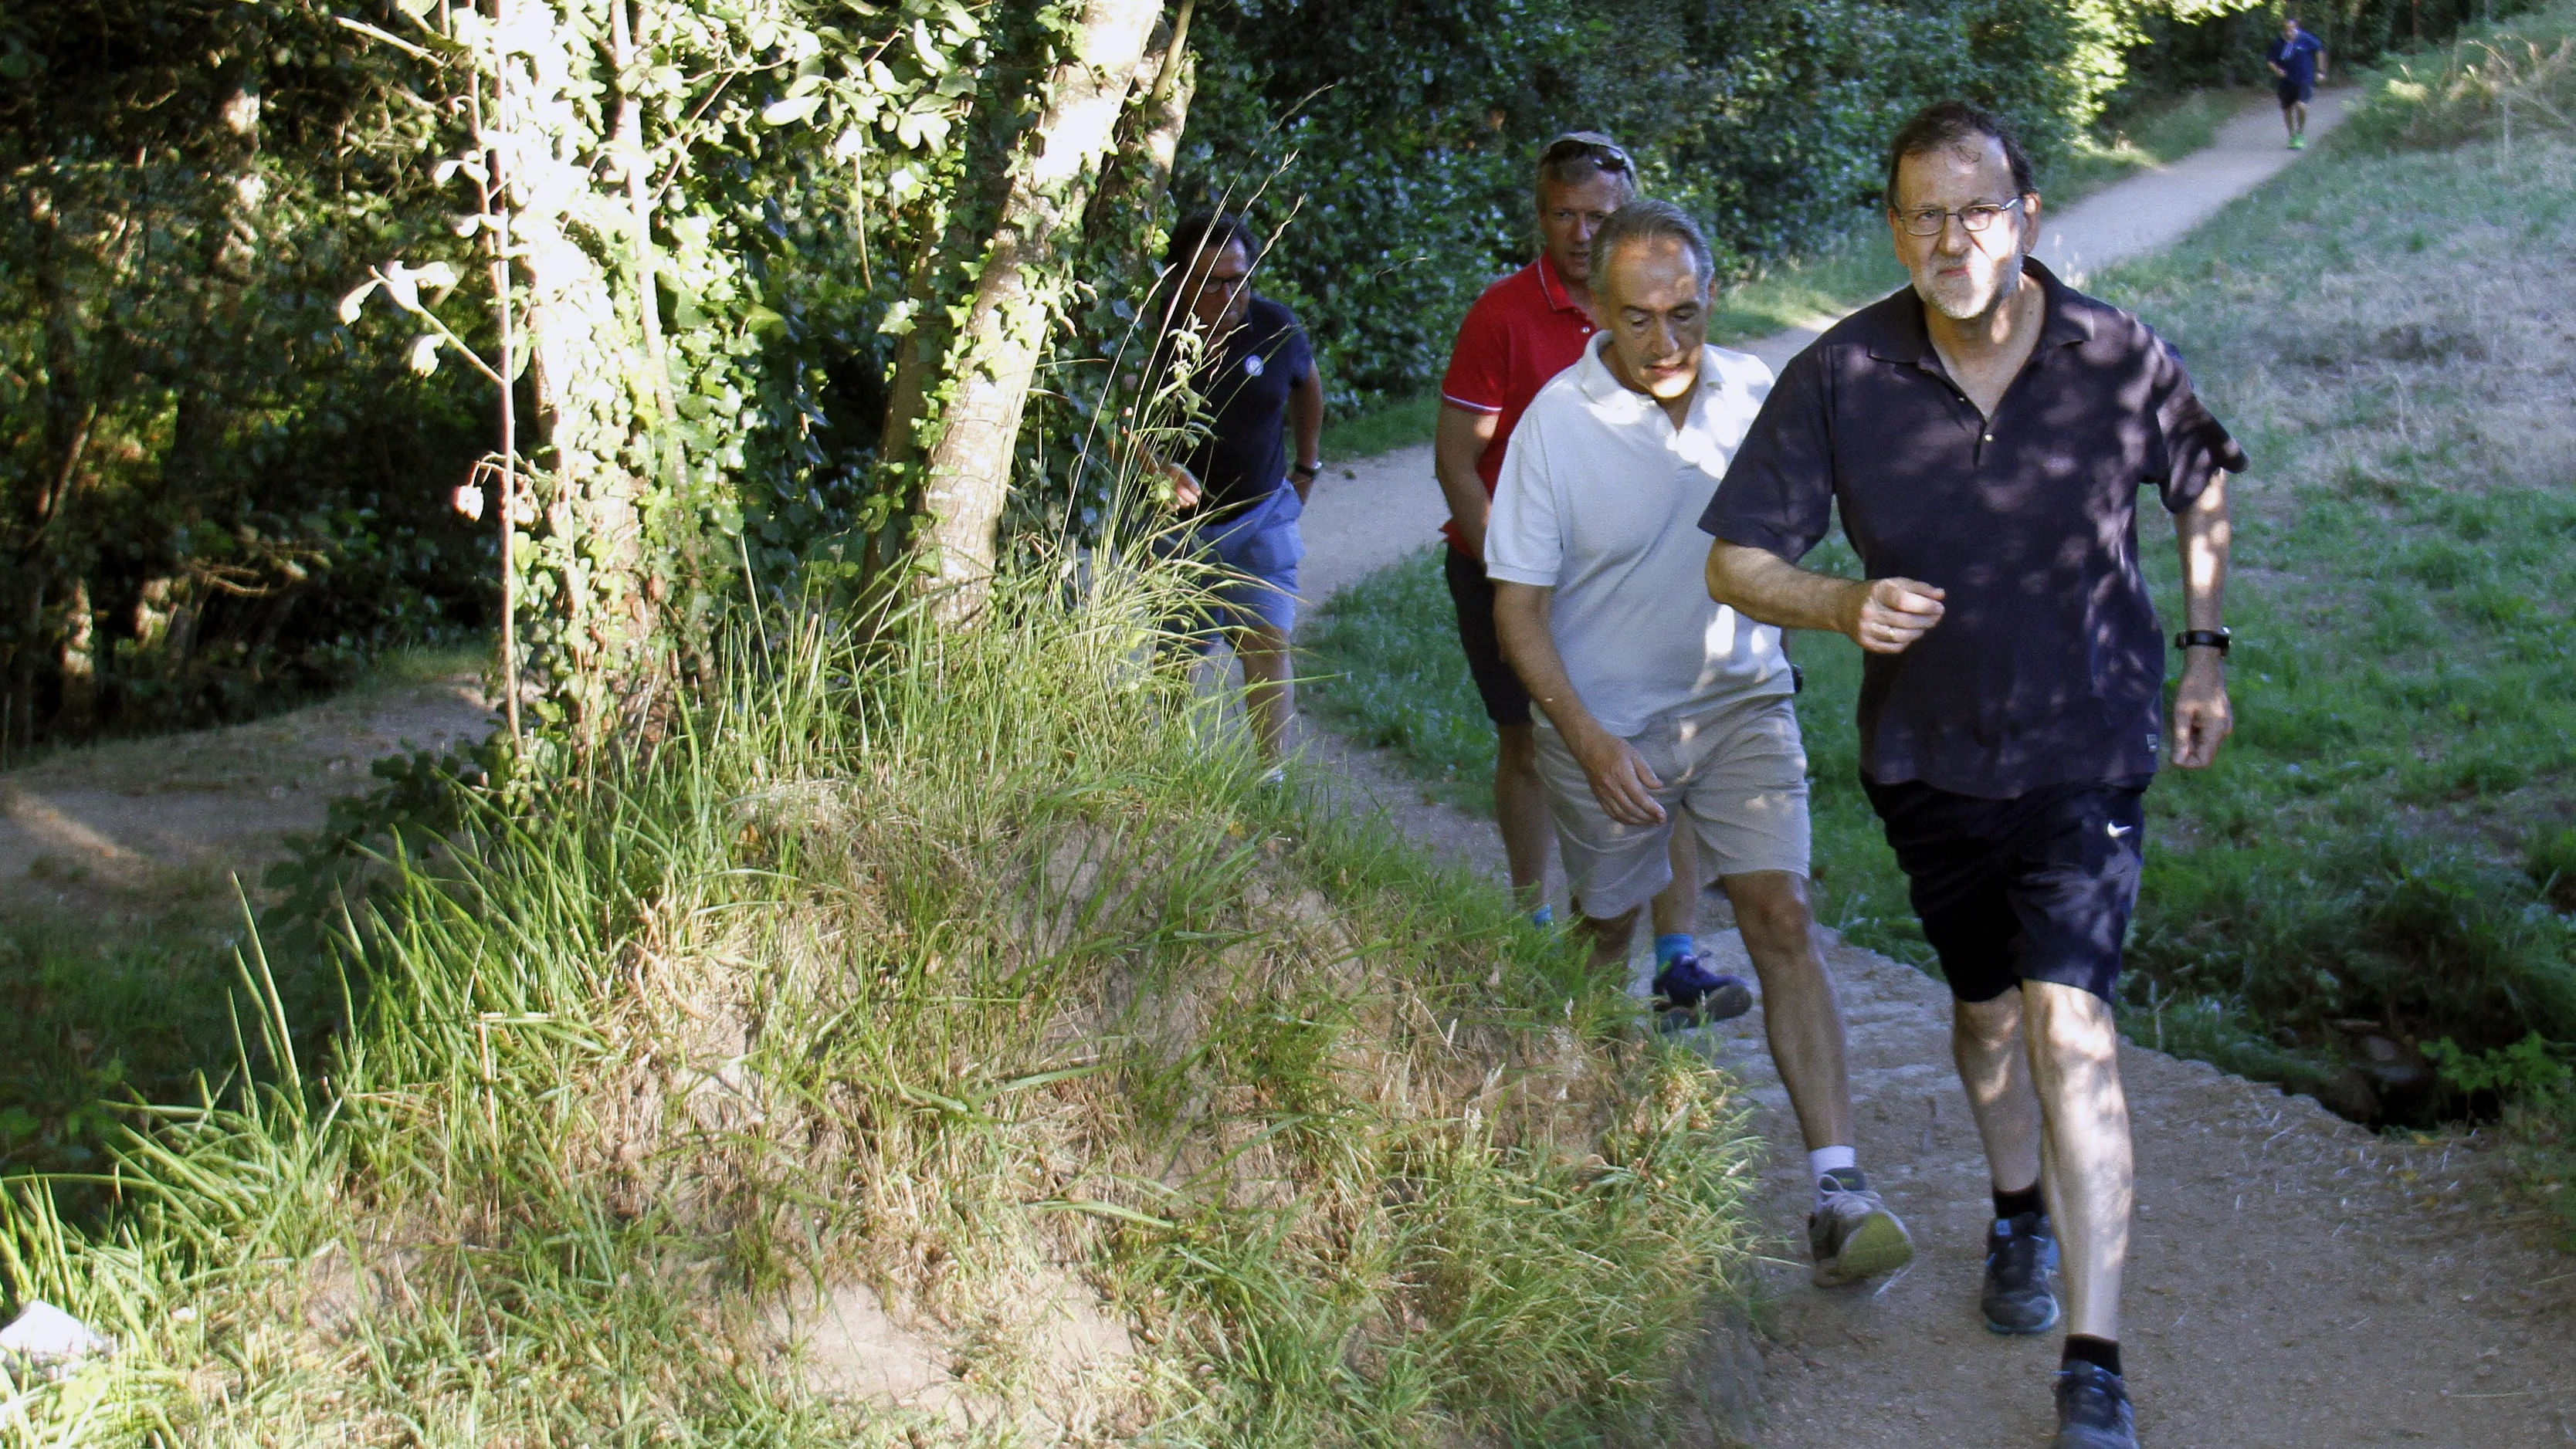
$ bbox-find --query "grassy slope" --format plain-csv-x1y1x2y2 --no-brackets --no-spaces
1301,50,2576,1123
0,563,1760,1446
1320,88,2255,457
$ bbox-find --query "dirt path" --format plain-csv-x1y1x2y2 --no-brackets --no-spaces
0,679,493,927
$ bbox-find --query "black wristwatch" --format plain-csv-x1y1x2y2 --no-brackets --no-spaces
2173,628,2232,655
1291,461,1320,480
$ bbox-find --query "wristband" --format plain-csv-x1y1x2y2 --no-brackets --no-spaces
2173,628,2231,655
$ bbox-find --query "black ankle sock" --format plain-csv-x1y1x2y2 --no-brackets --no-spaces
2062,1335,2122,1379
1993,1181,2044,1221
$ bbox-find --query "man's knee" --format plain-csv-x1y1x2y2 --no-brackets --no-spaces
2021,980,2120,1068
1954,989,2022,1049
1724,870,1817,952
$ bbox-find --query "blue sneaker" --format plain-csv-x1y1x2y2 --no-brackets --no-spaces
1984,1210,2062,1334
2051,1361,2137,1448
1649,953,1753,1032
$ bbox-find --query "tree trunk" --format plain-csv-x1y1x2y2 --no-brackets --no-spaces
522,203,659,749
913,0,1168,623
57,576,96,736
1092,0,1198,233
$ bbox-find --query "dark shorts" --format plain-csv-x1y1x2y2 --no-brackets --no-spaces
1442,545,1533,728
1863,774,2151,1004
2277,80,2314,106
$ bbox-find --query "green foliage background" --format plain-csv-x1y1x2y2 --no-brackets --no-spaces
2,0,2520,748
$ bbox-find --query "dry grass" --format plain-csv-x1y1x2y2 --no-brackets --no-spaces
1,557,1762,1446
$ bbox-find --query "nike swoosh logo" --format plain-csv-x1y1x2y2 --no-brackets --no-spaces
2107,824,2136,838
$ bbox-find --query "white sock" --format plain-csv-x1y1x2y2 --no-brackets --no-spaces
1809,1145,1857,1207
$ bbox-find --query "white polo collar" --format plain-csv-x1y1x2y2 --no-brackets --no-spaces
1573,333,1727,412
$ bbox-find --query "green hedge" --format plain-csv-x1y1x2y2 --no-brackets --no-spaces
1176,0,2130,409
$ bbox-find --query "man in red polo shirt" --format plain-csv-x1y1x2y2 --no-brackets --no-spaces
1439,134,1710,960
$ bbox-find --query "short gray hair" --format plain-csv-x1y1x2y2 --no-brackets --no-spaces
1534,131,1638,205
1591,200,1714,291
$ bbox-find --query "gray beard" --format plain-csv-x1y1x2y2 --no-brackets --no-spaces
1918,258,2024,324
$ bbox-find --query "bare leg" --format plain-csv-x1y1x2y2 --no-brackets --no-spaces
2022,980,2132,1342
1575,904,1640,970
1953,990,2046,1197
1233,623,1294,762
2290,99,2309,138
1724,871,1852,1153
1649,824,1700,939
1495,723,1551,911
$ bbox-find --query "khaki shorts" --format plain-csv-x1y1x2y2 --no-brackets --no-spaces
1534,692,1812,920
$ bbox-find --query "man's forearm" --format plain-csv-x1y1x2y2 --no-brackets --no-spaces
2175,476,2230,631
1290,375,1324,469
1706,540,1860,634
1492,582,1604,743
1433,405,1498,557
1435,465,1489,553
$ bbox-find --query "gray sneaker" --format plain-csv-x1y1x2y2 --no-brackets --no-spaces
1808,1171,1915,1287
2051,1361,2138,1448
1983,1210,2062,1334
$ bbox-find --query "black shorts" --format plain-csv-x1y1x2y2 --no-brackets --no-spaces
1442,546,1533,728
2277,80,2314,107
1863,774,2151,1004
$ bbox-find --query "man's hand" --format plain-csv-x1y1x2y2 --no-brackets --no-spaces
2169,652,2232,768
1841,577,1946,654
1434,403,1500,563
1161,460,1202,510
1570,724,1667,826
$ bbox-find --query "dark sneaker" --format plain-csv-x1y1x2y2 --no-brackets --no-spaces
1983,1210,2062,1334
1808,1171,1915,1287
2052,1361,2137,1449
1649,953,1753,1033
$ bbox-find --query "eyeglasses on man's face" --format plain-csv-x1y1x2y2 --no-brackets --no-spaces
1893,195,2027,237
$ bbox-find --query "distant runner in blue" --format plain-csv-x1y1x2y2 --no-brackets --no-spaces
2267,15,2327,149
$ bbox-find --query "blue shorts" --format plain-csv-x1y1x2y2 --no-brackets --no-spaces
1178,483,1304,640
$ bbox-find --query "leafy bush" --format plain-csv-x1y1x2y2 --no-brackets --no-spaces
2344,29,2576,151
1180,0,2150,411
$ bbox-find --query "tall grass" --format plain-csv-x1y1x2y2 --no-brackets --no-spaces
0,545,1758,1444
2343,2,2576,151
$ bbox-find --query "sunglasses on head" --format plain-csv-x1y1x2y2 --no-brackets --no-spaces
1541,134,1632,173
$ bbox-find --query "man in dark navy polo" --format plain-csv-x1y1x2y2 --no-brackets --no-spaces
1703,101,2242,1449
1147,212,1324,770
2267,15,2327,149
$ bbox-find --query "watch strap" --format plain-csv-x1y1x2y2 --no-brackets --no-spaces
2173,628,2232,654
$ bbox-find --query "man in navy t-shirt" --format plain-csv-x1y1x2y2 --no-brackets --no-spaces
1705,102,2242,1449
1144,212,1324,770
2267,15,2326,149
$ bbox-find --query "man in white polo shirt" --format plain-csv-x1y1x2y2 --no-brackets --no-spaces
1487,199,1913,1286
